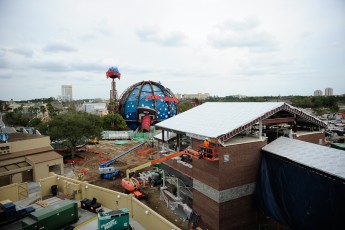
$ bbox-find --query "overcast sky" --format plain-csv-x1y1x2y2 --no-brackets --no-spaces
1,0,344,101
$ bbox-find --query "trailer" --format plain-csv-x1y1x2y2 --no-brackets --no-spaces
21,200,78,230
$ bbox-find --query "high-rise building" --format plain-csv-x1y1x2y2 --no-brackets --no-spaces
61,85,73,102
314,90,323,96
325,88,333,96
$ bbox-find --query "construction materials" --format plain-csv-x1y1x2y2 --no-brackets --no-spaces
102,131,134,140
35,200,49,208
21,200,78,230
98,208,131,230
113,141,128,145
99,142,145,180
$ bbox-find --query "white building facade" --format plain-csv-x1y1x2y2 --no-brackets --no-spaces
314,90,323,96
61,85,73,102
325,88,333,96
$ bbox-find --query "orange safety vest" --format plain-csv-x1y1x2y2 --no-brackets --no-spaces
203,140,209,148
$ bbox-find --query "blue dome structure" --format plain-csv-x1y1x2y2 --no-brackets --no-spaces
119,80,178,130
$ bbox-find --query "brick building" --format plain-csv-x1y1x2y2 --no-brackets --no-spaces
155,102,326,229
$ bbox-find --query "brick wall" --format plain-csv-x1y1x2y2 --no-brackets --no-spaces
193,189,220,230
219,140,267,190
295,132,325,144
193,190,257,230
191,138,267,190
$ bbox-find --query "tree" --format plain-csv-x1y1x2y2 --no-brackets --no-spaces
102,113,128,130
30,118,42,127
40,112,102,158
177,101,193,113
4,109,30,127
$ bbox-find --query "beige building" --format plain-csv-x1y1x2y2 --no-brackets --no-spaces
0,133,63,186
176,92,210,100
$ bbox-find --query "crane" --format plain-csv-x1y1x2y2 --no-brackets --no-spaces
99,142,146,180
121,148,200,199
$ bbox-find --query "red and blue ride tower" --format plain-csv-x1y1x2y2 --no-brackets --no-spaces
106,67,121,113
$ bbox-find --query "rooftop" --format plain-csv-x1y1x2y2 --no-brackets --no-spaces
156,102,326,143
263,137,345,180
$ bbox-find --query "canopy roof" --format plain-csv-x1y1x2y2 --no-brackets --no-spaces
155,102,326,142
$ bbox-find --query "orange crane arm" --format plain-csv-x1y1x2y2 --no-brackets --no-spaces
125,149,199,179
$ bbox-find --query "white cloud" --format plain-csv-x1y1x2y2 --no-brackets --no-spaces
136,27,188,47
42,42,77,53
208,18,277,51
0,0,344,100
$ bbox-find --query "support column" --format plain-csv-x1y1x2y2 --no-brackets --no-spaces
259,120,263,140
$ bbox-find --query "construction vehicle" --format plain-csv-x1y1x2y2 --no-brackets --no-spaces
99,142,145,180
198,137,220,161
121,149,200,199
87,137,99,145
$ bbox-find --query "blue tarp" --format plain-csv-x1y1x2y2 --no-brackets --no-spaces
255,152,345,229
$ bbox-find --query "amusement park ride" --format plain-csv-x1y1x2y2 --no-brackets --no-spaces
106,66,121,114
106,66,179,131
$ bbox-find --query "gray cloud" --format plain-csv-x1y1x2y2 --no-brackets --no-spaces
43,42,77,53
9,47,34,57
30,59,107,74
0,56,9,68
208,18,277,51
0,74,11,80
31,61,71,72
136,28,188,47
70,62,105,72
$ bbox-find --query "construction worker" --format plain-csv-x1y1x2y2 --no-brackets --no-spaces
149,137,155,148
203,138,210,149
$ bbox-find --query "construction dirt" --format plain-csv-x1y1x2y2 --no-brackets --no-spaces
65,140,189,230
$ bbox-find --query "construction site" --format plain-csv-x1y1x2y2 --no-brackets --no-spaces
67,139,192,229
0,68,344,229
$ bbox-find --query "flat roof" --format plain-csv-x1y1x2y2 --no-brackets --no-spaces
0,146,53,161
263,137,345,180
7,132,46,142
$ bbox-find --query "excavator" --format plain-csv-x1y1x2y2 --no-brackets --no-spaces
121,149,200,199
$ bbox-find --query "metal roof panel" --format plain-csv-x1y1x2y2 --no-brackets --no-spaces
263,137,345,180
156,102,285,138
